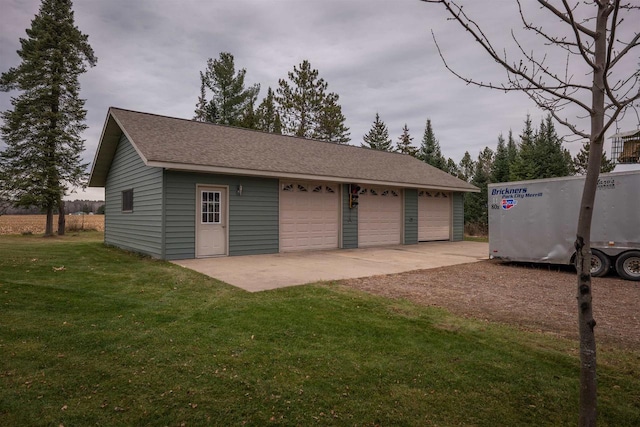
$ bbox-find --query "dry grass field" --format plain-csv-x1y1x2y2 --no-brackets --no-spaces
0,214,104,235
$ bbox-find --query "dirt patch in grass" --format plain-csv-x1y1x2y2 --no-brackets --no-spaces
340,260,640,349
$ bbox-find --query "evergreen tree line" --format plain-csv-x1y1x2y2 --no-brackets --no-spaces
193,53,349,143
360,111,615,233
361,115,459,174
458,115,615,233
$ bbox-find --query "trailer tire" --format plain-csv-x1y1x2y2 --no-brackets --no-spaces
589,250,610,277
615,251,640,281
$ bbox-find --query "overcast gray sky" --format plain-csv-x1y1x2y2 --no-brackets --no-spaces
1,0,638,201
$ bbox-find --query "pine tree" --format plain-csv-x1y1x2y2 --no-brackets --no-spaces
193,74,209,122
0,0,97,236
506,130,518,169
361,113,393,151
464,147,493,230
511,114,574,180
396,124,417,156
238,98,258,130
276,60,328,138
418,119,446,169
534,114,573,178
445,158,459,176
196,52,260,127
273,114,283,135
457,151,475,182
313,92,350,143
510,115,537,180
491,134,510,183
193,73,219,123
276,60,349,142
477,146,494,178
255,87,282,134
574,141,616,174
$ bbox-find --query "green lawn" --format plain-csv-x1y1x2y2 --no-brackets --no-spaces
1,232,638,426
464,235,489,243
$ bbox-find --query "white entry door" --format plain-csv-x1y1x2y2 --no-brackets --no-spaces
418,190,451,241
196,186,227,257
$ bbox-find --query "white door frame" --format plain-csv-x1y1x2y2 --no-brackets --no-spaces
195,184,229,257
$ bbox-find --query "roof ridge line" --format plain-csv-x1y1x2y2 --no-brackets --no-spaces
108,106,420,157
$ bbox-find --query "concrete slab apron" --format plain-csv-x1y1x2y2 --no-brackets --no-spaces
172,241,489,292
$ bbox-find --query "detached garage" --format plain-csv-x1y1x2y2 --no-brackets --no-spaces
89,108,478,259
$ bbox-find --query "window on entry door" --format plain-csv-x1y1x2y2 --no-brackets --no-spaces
201,191,221,223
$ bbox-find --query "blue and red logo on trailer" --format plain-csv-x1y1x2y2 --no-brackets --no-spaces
501,199,517,210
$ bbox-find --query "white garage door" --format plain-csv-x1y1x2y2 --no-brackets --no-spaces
279,182,340,252
418,190,451,241
358,187,402,247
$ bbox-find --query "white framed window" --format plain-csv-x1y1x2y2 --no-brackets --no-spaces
201,191,221,224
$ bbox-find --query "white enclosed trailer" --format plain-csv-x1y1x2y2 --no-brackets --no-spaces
488,171,640,281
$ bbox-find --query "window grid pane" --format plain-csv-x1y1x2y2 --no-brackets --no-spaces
201,191,222,224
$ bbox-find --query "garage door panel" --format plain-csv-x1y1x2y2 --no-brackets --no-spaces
418,190,451,241
280,182,339,252
358,186,402,247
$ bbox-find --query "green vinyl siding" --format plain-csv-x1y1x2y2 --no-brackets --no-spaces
104,134,163,258
452,192,464,241
404,189,418,244
341,184,358,248
164,171,279,259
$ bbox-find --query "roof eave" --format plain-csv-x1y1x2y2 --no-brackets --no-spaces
88,108,149,187
88,109,121,187
149,160,480,193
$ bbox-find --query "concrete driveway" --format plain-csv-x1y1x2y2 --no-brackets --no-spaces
172,241,488,292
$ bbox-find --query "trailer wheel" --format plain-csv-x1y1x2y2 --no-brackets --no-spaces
589,250,610,277
615,251,640,281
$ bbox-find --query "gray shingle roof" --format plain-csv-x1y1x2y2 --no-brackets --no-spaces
89,107,478,192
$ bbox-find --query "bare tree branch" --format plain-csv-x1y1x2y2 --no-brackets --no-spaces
609,32,640,68
537,0,597,38
559,0,596,68
426,1,594,114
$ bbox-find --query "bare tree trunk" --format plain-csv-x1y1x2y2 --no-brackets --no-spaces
44,204,54,236
57,197,65,235
575,176,599,426
575,4,609,426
